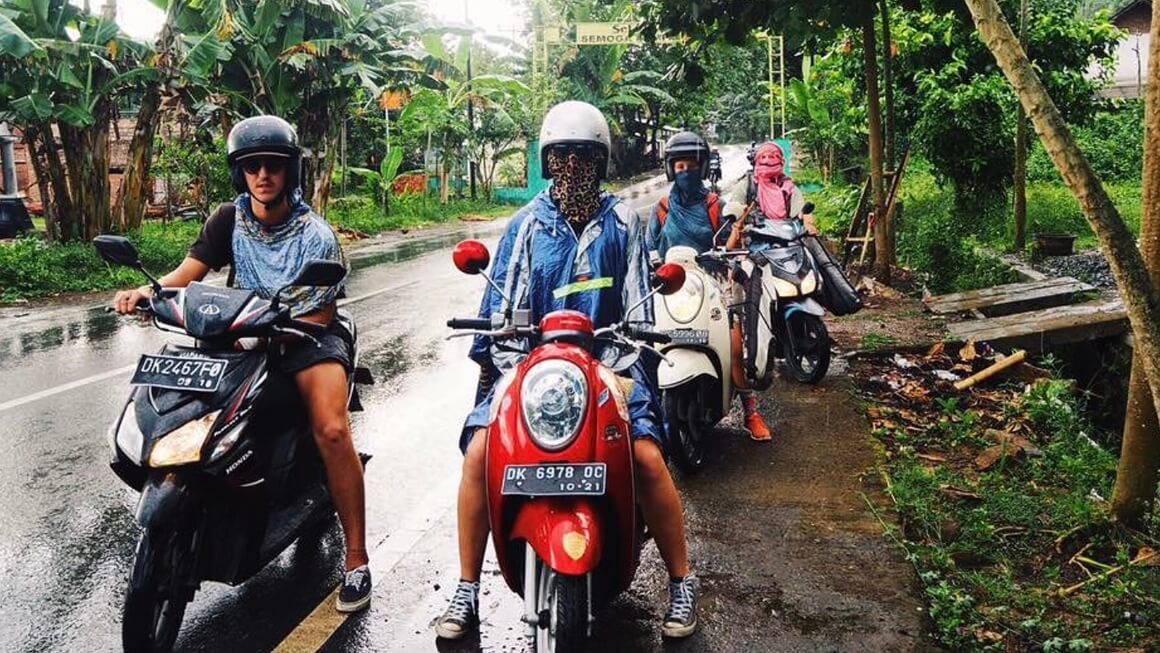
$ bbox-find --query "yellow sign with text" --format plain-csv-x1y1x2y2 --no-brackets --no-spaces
575,22,681,46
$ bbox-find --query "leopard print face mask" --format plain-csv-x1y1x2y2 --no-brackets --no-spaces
547,148,602,229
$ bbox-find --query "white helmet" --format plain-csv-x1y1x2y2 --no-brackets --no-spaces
539,101,611,180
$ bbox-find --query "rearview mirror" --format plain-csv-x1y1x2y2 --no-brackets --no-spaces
93,235,141,268
291,260,347,287
453,240,491,275
654,263,686,296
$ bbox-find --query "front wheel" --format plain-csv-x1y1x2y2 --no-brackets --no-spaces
122,526,195,653
664,391,707,473
534,567,588,653
782,313,831,384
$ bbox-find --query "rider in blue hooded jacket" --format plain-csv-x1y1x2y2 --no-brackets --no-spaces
647,131,773,441
435,101,699,641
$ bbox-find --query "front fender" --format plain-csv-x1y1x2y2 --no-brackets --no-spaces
784,297,826,318
657,349,719,389
134,472,189,529
510,498,603,576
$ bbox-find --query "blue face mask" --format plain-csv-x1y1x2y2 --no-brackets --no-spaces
673,170,707,203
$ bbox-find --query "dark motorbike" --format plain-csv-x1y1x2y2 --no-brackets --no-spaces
94,235,373,653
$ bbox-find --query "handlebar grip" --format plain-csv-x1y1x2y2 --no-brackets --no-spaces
447,317,492,330
629,328,672,345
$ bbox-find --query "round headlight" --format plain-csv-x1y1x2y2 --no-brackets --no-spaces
663,273,705,324
521,360,588,451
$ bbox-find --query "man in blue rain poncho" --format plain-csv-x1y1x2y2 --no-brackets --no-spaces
435,101,699,641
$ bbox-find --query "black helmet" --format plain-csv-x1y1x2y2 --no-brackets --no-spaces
226,115,301,194
664,131,710,181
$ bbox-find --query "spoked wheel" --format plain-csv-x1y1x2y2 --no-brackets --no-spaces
533,561,588,653
782,313,831,384
122,526,195,653
664,391,707,472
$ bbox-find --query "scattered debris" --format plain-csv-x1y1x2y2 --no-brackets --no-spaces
953,350,1028,391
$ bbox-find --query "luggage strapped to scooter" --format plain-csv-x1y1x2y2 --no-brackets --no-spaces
803,235,863,316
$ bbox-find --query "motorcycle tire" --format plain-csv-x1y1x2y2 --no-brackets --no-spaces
782,313,831,384
538,573,588,653
664,391,707,473
122,526,193,653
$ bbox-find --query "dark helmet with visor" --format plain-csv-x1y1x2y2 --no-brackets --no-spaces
226,115,301,195
664,131,710,181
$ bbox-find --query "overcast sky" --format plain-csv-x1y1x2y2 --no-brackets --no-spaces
91,0,527,41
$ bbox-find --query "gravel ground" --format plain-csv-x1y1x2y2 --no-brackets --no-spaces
1025,250,1117,289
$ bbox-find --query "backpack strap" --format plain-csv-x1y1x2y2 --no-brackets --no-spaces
657,196,669,226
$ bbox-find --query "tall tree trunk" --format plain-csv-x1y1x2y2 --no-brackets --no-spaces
1013,0,1030,251
1111,0,1160,527
312,121,339,213
114,0,180,232
965,0,1160,475
864,15,891,283
879,0,896,171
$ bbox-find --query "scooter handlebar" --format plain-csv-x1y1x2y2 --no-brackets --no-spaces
627,327,671,345
447,317,493,330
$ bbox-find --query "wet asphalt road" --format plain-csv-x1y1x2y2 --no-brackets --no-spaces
0,151,788,653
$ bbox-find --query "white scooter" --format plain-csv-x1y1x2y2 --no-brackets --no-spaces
652,238,776,471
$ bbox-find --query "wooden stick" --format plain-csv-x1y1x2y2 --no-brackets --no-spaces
1058,549,1158,597
954,350,1028,390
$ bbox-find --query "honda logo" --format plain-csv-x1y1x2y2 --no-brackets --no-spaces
198,304,222,316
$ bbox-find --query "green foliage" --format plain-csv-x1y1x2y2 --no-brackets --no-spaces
1028,102,1145,184
153,135,234,219
0,221,201,301
326,193,510,233
1025,181,1142,247
786,51,868,182
894,171,1020,293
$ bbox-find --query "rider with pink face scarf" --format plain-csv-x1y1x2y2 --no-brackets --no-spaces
725,142,817,244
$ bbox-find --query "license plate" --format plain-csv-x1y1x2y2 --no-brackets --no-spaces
664,329,710,345
131,354,228,393
501,463,607,496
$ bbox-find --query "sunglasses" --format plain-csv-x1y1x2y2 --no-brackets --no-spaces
240,157,288,175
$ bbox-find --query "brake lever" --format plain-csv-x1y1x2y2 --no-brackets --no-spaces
639,343,674,367
445,328,516,341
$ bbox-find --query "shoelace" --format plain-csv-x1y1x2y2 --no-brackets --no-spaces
344,567,368,591
443,583,479,623
666,577,696,623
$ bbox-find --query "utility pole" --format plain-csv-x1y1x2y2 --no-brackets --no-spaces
465,0,477,200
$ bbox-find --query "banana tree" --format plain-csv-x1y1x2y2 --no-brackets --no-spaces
0,0,154,241
347,146,405,215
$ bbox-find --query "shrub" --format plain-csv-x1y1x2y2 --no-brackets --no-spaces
1026,182,1142,247
1028,102,1145,184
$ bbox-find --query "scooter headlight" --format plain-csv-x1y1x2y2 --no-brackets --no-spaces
801,271,819,295
148,410,221,468
663,273,704,324
113,401,145,465
521,360,587,451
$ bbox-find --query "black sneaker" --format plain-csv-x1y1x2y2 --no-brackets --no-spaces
335,565,372,612
662,575,699,638
435,580,480,639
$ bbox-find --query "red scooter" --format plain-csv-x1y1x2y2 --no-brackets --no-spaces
447,240,685,652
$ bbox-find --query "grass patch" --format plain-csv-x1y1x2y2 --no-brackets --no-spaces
860,332,900,351
856,365,1160,651
1026,182,1142,250
0,220,202,302
327,193,510,234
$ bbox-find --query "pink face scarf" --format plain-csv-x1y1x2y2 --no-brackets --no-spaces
753,143,797,221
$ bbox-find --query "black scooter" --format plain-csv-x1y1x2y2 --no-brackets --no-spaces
94,236,373,653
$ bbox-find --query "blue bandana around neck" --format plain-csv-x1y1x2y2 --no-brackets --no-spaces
230,188,345,317
657,172,714,257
